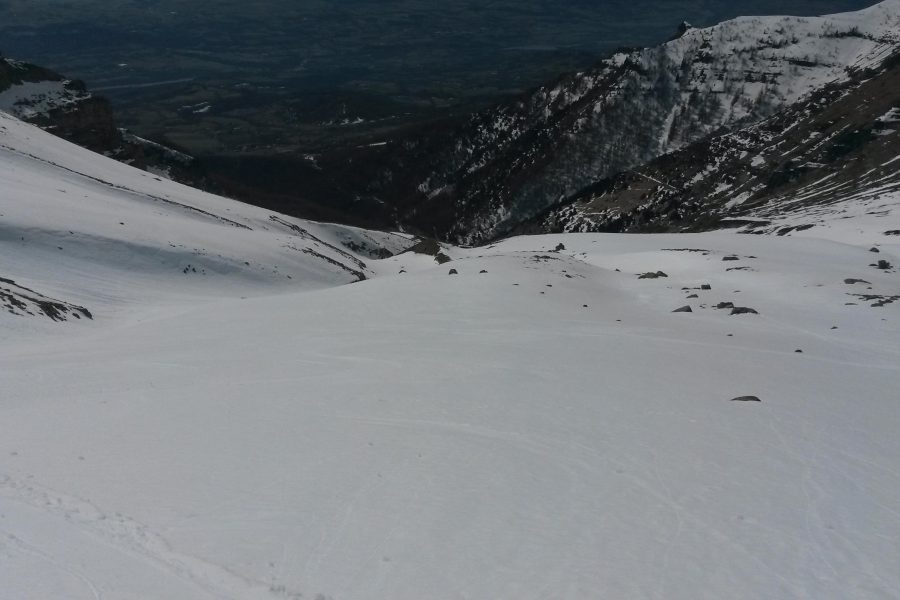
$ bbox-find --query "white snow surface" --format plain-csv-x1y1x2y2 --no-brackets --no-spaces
2,108,900,599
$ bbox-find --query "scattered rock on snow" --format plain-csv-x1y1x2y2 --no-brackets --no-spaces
723,256,740,262
731,396,761,402
448,269,458,275
701,284,712,290
844,278,871,285
672,305,693,313
730,307,759,315
1,277,93,322
716,302,735,309
850,293,900,307
638,271,668,279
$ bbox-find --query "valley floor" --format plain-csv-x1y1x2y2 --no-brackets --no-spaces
3,229,900,599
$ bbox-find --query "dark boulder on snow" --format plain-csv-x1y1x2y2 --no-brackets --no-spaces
716,302,735,309
638,271,668,279
731,396,761,402
448,268,458,275
730,306,759,315
672,305,693,313
844,278,871,285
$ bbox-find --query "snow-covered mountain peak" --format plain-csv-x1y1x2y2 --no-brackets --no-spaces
379,1,900,245
677,0,900,46
531,28,900,241
623,0,900,145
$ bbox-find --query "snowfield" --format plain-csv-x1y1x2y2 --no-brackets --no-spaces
2,107,900,600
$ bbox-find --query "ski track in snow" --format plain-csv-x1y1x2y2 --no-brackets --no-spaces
0,474,295,599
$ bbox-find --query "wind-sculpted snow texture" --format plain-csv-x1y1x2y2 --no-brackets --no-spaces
2,110,900,598
398,0,900,244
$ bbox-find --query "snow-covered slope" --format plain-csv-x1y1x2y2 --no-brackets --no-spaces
0,111,413,334
2,113,900,598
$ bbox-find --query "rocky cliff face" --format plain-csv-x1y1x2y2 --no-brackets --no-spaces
0,54,201,183
369,0,900,244
1,57,120,153
524,48,900,237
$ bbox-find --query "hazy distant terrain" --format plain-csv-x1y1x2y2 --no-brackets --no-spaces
0,0,874,156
